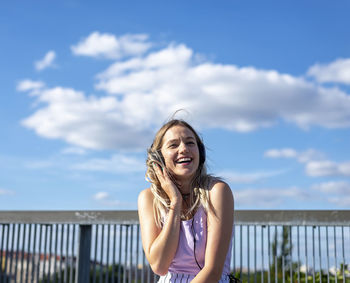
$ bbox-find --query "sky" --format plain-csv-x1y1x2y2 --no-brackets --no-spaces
0,0,350,211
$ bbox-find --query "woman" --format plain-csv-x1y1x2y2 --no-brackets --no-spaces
138,119,234,282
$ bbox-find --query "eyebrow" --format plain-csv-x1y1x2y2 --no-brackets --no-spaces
165,136,195,145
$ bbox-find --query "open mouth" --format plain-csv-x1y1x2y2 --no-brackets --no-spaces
175,157,192,165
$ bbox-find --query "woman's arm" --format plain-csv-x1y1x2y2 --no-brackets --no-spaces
138,163,184,275
138,189,182,275
191,181,234,283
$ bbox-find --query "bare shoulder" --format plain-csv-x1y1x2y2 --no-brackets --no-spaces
208,180,234,213
209,179,233,200
138,188,154,209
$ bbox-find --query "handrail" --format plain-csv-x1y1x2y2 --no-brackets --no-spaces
0,210,349,225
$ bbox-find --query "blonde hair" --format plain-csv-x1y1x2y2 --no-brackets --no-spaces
145,119,215,227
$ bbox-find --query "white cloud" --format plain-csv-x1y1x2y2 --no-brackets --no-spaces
306,160,350,177
0,188,14,195
312,181,350,194
307,58,350,84
312,181,350,207
35,50,56,71
93,191,110,200
20,86,154,150
17,79,45,93
328,195,350,207
71,32,151,59
296,149,325,163
92,191,135,208
95,43,350,131
71,154,145,173
264,148,325,163
24,160,54,169
263,148,350,177
264,148,298,159
93,191,121,206
61,146,87,155
19,35,350,151
220,169,286,184
234,187,311,208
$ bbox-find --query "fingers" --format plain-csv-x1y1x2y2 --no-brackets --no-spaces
152,162,164,177
152,163,180,199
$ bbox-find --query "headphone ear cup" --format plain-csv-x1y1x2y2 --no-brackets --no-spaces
198,142,206,165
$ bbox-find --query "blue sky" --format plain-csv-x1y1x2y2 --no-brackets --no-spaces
1,1,350,210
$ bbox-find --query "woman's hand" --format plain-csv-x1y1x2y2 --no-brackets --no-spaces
153,163,182,207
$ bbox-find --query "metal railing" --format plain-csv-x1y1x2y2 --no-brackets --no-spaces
0,210,349,283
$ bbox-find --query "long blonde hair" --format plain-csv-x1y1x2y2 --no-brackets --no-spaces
145,119,214,227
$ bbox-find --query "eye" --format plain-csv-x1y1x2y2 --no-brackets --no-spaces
168,143,177,148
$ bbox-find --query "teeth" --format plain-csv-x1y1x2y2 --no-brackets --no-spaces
177,157,191,163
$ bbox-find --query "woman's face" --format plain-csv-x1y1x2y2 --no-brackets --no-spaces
160,125,200,181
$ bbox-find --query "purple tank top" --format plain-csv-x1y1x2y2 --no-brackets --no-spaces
166,206,232,276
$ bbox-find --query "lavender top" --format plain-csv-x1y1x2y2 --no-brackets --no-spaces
165,206,232,276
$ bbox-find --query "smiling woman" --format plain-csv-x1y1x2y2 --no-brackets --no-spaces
138,119,237,283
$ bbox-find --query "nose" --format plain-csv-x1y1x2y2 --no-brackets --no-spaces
179,141,189,153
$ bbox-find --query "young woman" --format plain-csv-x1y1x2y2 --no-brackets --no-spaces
138,119,234,282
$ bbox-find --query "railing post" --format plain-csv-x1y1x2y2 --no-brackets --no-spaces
76,225,92,283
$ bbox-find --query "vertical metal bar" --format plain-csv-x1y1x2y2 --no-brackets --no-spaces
268,225,271,283
31,224,37,283
106,225,110,283
123,225,129,283
261,226,264,283
43,225,48,282
136,224,140,283
48,225,53,283
9,224,16,280
112,224,116,283
0,224,4,282
147,263,151,283
334,226,337,283
60,224,64,283
99,224,105,283
25,224,32,283
247,225,250,283
64,224,70,283
341,226,345,283
93,225,98,283
4,224,10,283
142,248,145,283
297,226,300,283
326,226,330,283
14,224,22,283
69,225,75,283
254,225,257,283
233,225,236,275
305,226,308,283
318,226,322,282
54,224,59,283
282,254,285,283
274,226,277,283
240,225,242,280
312,226,315,283
20,224,27,283
289,226,293,283
129,225,134,283
76,225,92,283
1,225,8,282
118,225,122,283
36,224,43,283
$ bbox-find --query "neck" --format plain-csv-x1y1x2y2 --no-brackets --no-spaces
178,179,192,195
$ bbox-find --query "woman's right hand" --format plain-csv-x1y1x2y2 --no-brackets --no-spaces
152,163,182,207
